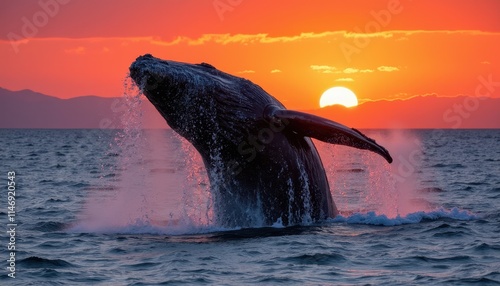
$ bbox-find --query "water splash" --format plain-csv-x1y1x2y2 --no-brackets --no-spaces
72,77,213,233
72,80,472,234
73,77,147,231
178,135,213,227
318,130,434,218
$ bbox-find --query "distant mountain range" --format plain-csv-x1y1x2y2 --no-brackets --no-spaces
0,88,165,129
309,96,500,129
1,87,499,129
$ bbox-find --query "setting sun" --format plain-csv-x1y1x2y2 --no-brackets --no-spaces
319,87,358,108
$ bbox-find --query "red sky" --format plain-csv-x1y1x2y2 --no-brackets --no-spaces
1,0,499,111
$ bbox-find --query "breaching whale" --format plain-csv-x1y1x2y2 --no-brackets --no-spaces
129,54,392,227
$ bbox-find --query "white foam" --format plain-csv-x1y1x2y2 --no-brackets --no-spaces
330,207,477,226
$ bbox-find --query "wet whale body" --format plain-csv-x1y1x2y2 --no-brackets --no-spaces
129,54,392,227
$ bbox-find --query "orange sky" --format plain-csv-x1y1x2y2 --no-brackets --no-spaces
1,0,499,110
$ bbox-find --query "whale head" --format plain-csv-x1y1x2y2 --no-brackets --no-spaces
130,54,220,115
129,54,272,152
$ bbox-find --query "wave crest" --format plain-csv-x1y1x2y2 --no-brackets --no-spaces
331,207,477,226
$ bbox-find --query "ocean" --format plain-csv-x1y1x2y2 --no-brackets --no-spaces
0,128,499,285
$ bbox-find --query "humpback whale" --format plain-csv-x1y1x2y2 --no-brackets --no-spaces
129,54,392,227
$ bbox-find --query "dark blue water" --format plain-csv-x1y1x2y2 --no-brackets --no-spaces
1,128,499,285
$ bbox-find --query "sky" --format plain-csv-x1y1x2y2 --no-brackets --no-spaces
0,0,499,110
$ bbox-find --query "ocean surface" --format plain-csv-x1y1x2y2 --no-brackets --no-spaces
0,127,499,285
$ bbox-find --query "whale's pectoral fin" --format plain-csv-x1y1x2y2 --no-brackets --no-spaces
265,107,393,163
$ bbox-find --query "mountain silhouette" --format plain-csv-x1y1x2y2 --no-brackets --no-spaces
1,87,498,129
310,96,500,129
0,87,164,129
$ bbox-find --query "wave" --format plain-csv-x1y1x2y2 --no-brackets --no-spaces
69,207,477,236
417,187,445,193
330,207,477,226
412,255,471,263
281,253,347,265
68,219,240,236
32,221,68,232
431,163,466,169
19,256,75,268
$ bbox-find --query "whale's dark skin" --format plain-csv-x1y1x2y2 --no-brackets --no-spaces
129,54,392,227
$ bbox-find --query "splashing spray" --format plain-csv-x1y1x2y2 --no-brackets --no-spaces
73,77,216,234
318,130,432,218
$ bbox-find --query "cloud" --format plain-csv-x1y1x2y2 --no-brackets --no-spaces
64,46,86,54
343,30,498,41
271,69,282,73
342,67,358,74
310,65,337,73
335,78,354,82
145,30,500,47
238,70,255,74
2,30,498,48
481,61,491,65
343,31,395,39
2,30,498,55
343,68,374,74
150,31,341,47
311,66,379,74
377,66,400,72
311,65,400,75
